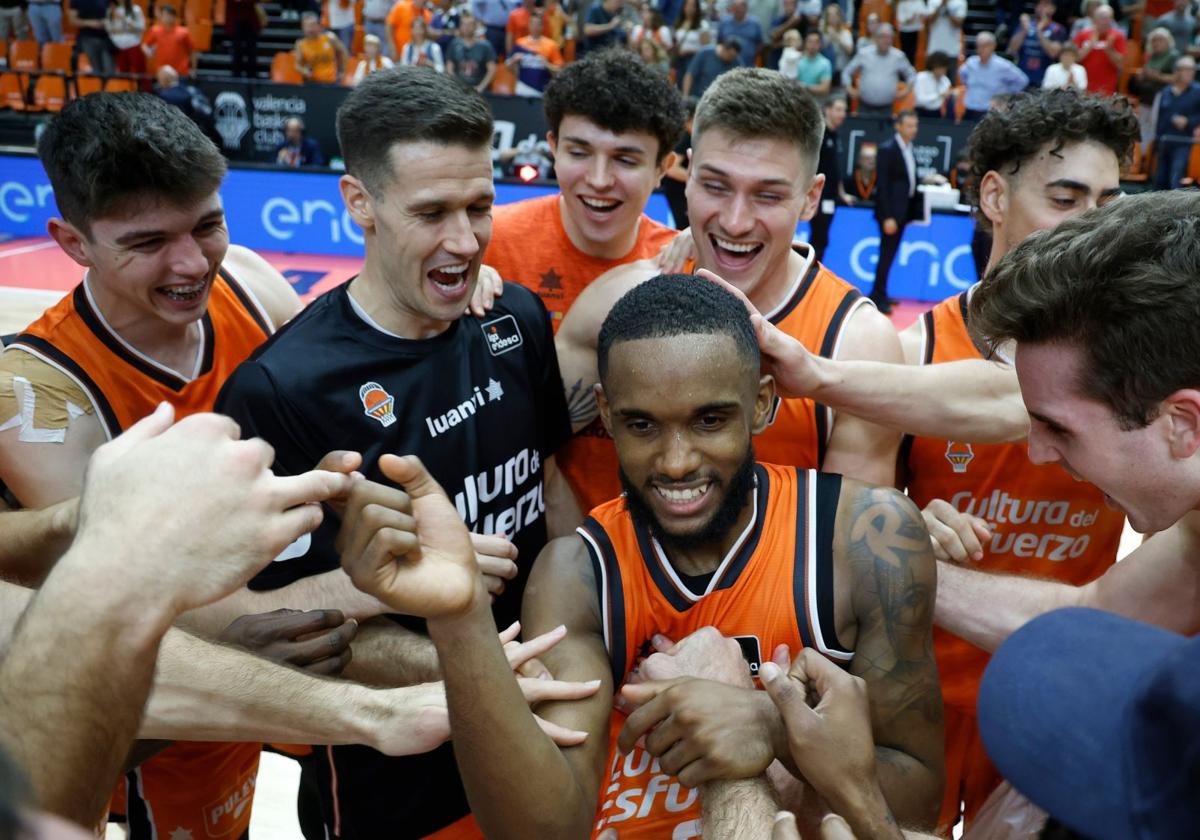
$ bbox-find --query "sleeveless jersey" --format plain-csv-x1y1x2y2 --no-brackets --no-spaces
905,290,1124,711
8,267,272,839
578,463,853,839
484,194,678,512
299,33,340,82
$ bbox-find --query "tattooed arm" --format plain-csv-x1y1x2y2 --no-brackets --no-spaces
838,481,944,830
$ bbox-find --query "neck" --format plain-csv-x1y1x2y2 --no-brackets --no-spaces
745,246,808,315
350,258,454,340
556,195,642,260
86,273,199,373
660,496,754,576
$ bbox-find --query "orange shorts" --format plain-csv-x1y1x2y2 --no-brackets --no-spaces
936,705,1003,836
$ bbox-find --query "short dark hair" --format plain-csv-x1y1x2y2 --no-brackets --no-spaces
37,92,226,237
965,88,1138,230
543,49,685,163
971,190,1200,429
894,108,917,123
159,3,176,14
336,66,493,194
823,92,848,111
598,275,759,386
716,36,742,52
926,50,952,71
693,67,824,175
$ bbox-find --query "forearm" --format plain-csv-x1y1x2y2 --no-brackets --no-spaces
544,457,582,538
428,592,594,839
701,777,778,839
340,616,441,686
873,747,941,831
934,560,1078,652
810,357,1028,443
0,503,75,583
177,568,385,637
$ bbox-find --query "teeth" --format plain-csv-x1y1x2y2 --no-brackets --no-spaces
435,264,469,275
160,282,205,300
581,197,620,209
714,237,760,254
656,483,709,503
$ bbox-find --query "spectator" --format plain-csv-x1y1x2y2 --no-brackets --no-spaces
27,0,61,45
749,0,782,46
387,0,432,57
637,34,670,73
1074,3,1126,94
504,0,534,54
766,0,804,70
583,0,626,52
630,3,672,50
0,0,30,44
842,22,917,116
673,0,713,84
717,0,762,63
777,27,802,77
224,0,265,77
353,32,395,82
809,93,852,261
143,3,194,76
1156,0,1197,48
471,0,511,58
327,0,356,52
1070,0,1100,39
71,0,115,75
896,0,927,65
794,30,832,94
1133,27,1180,143
660,95,696,229
105,0,147,75
363,0,393,54
872,110,922,312
428,0,462,50
960,31,1029,120
843,143,877,200
506,11,560,93
541,0,568,45
275,116,325,166
294,11,347,82
854,10,878,53
819,3,854,76
400,16,445,69
681,34,739,96
446,10,495,90
794,0,820,29
154,64,210,121
1153,54,1200,188
1042,39,1088,87
1008,0,1067,87
925,0,967,81
915,50,954,117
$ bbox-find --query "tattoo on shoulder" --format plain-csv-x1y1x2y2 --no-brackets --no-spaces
564,378,599,427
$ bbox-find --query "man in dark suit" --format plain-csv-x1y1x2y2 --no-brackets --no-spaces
872,110,922,314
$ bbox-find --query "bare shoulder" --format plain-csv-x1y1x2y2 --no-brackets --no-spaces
523,534,601,634
836,300,903,364
222,244,302,330
835,478,936,597
897,317,925,366
559,258,660,350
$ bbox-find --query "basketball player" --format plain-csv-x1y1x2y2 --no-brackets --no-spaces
556,68,904,499
484,48,686,512
214,67,576,837
342,276,945,838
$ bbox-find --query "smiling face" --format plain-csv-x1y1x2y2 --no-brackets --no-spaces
549,114,671,259
686,127,819,304
598,332,773,553
347,141,494,336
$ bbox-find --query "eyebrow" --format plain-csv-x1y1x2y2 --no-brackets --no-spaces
1043,179,1091,193
561,135,648,156
407,192,495,212
1028,410,1070,432
616,400,742,418
114,209,225,245
697,162,791,187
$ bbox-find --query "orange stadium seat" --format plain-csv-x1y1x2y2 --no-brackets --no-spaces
858,0,893,35
0,73,27,109
9,40,39,71
271,50,303,83
75,74,104,96
41,42,73,73
76,53,93,73
343,55,362,85
104,76,138,92
185,0,213,24
32,74,67,111
351,24,364,54
188,21,213,51
1188,143,1200,183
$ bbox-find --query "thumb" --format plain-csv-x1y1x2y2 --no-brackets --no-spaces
100,401,175,460
379,454,449,501
618,678,679,707
772,811,803,840
759,661,815,732
315,449,363,475
819,814,857,840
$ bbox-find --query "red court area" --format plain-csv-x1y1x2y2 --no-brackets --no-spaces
0,236,929,329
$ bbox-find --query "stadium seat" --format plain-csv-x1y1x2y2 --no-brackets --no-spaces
77,54,94,74
858,0,893,35
185,0,213,24
75,74,104,96
9,40,39,71
188,21,213,51
41,42,73,73
32,74,67,111
343,55,362,85
491,61,514,94
351,24,364,55
271,50,303,83
1188,143,1200,183
0,73,27,110
104,76,138,92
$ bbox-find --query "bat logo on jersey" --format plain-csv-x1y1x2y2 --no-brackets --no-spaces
481,314,524,356
359,382,397,428
945,442,974,473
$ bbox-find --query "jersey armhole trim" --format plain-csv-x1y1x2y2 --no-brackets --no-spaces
577,517,627,688
814,289,868,467
4,340,119,440
219,265,275,338
810,470,854,660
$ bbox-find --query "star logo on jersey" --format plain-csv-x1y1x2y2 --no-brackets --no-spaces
486,378,504,402
481,314,524,356
540,268,563,290
945,441,975,473
359,381,397,428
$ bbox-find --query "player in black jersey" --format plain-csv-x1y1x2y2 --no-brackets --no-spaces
216,67,577,838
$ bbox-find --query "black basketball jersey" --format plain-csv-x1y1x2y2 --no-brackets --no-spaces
214,280,571,837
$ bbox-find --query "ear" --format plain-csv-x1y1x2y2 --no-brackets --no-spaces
340,174,375,232
799,172,824,222
751,374,776,435
1162,389,1200,460
595,383,614,436
47,218,94,268
978,170,1007,230
546,131,558,157
654,150,678,185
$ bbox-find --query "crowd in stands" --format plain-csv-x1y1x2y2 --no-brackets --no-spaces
2,0,1198,185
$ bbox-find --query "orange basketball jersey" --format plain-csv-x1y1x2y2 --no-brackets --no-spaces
9,267,272,839
485,194,678,511
578,463,853,839
905,291,1124,711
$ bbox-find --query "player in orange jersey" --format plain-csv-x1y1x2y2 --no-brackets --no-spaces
556,67,903,506
345,275,944,839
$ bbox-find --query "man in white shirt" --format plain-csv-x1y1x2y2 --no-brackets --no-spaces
926,0,966,81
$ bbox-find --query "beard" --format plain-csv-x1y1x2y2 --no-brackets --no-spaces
619,447,757,554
